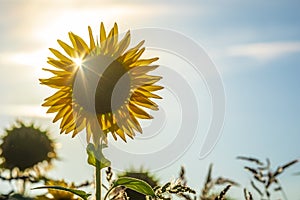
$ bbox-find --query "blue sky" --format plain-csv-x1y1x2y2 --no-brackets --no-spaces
0,0,300,199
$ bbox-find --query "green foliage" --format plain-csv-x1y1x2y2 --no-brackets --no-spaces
86,143,111,169
117,169,159,200
32,186,91,200
113,177,156,197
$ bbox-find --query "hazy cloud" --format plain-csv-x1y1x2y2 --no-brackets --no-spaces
227,41,300,61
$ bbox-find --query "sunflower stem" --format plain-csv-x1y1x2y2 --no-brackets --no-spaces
96,158,102,200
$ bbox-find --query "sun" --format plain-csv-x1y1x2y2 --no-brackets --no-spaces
73,58,83,67
40,22,163,145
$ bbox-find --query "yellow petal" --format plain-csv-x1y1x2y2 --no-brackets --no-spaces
88,26,96,50
57,40,77,58
107,23,118,38
110,131,117,140
130,94,158,110
128,114,142,132
115,111,134,137
114,30,130,56
91,121,101,145
42,97,69,107
122,125,134,139
140,85,164,92
128,103,153,119
53,105,72,123
44,90,68,102
42,68,70,76
60,110,74,129
121,40,145,62
130,57,159,67
116,128,127,142
64,123,76,134
85,121,93,140
72,117,86,137
49,48,72,63
106,23,118,50
100,22,107,44
68,32,90,55
47,58,74,72
46,104,65,113
124,48,145,65
132,75,162,86
130,65,159,75
60,118,74,134
134,89,162,99
40,76,72,87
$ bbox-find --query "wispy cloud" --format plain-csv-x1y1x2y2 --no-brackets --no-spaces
227,41,300,61
0,104,52,119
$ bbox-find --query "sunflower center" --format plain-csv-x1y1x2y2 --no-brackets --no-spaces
73,55,131,114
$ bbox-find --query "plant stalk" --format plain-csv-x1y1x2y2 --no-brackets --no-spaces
96,158,102,200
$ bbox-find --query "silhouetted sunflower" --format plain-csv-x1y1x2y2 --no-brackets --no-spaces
40,22,163,145
0,121,56,174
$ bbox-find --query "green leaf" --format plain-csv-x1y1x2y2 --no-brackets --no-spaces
32,186,91,200
86,143,111,168
113,177,156,197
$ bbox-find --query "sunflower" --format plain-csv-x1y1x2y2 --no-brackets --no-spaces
40,22,163,145
0,121,56,174
36,179,79,200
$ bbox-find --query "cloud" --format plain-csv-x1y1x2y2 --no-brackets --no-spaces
0,104,52,119
227,41,300,61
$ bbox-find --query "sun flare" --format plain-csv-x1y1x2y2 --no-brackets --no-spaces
73,58,83,67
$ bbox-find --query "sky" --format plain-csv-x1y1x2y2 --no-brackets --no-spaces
0,0,300,199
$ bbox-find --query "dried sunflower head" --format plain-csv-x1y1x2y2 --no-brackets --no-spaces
0,121,57,174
